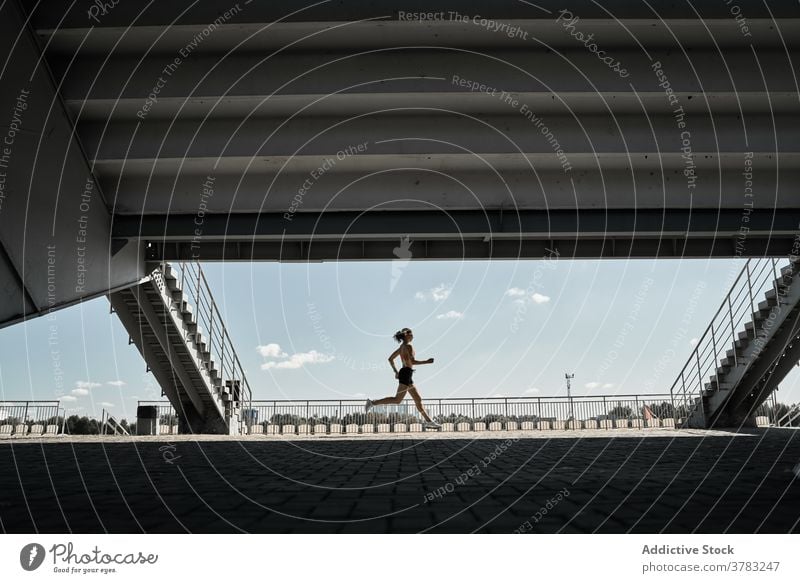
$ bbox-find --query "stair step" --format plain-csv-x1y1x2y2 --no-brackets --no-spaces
752,309,770,322
162,264,177,283
758,298,777,311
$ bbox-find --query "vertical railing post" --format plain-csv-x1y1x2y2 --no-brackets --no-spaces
726,295,737,367
195,266,202,328
745,260,755,310
208,300,214,366
695,350,704,401
710,323,718,364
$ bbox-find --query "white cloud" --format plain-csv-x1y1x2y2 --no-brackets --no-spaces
100,402,115,408
415,283,452,302
689,337,699,347
75,381,101,391
61,395,77,402
261,350,334,370
508,290,551,305
585,381,614,390
107,380,126,387
531,293,550,304
525,387,540,394
257,343,288,358
71,388,89,397
436,310,463,320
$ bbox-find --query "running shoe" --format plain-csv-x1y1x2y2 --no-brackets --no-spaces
364,399,374,413
423,421,441,429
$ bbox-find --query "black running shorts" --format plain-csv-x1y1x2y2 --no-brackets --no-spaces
398,366,414,385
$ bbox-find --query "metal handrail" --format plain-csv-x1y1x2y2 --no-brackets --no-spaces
669,258,783,426
775,403,800,427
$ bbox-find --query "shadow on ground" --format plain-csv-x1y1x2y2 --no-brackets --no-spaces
1,430,799,533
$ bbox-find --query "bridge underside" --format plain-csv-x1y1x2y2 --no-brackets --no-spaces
4,0,796,271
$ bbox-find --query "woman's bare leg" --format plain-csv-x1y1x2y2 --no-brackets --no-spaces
408,386,433,423
371,384,408,406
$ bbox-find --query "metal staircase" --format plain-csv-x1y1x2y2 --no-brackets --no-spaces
671,256,800,428
108,262,251,434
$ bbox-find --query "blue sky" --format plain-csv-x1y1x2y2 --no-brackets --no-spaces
1,258,798,421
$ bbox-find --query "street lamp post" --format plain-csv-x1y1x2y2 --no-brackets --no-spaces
565,373,575,421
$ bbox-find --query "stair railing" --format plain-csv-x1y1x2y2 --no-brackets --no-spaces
670,258,783,427
164,261,253,434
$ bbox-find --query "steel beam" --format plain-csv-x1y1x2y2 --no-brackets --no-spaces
50,49,800,102
114,208,800,239
80,114,800,161
20,0,800,29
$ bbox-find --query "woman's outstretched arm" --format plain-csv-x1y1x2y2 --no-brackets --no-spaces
410,346,434,365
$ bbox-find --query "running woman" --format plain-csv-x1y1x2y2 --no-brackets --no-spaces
365,327,441,429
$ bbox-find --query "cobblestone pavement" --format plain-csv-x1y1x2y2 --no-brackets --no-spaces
1,429,798,533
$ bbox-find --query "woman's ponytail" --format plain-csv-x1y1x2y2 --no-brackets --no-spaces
393,328,410,343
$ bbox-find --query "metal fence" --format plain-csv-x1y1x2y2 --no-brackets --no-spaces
131,392,784,433
670,258,787,425
243,394,676,427
137,394,676,431
0,401,65,436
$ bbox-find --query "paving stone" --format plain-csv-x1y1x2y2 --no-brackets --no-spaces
1,429,799,532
